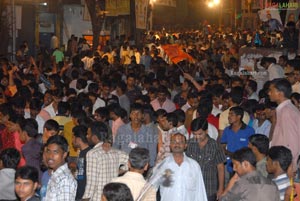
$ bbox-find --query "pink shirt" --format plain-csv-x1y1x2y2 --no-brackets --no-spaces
112,117,125,140
150,98,176,113
271,99,300,169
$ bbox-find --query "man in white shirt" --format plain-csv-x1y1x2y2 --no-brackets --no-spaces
260,57,285,81
157,133,208,201
111,147,156,201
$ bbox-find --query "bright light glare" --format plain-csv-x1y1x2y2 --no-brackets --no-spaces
208,2,214,8
213,0,220,5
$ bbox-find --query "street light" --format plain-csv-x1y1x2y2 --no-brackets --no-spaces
207,0,222,30
208,2,214,8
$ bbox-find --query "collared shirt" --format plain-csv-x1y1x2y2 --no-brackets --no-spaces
252,119,271,137
157,154,208,201
221,171,280,201
83,143,128,201
113,123,157,167
221,124,254,172
151,98,176,113
45,163,77,201
272,99,300,168
273,173,290,201
111,171,156,201
156,127,177,164
186,137,226,197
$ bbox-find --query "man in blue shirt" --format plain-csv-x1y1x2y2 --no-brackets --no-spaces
221,106,255,174
113,103,158,167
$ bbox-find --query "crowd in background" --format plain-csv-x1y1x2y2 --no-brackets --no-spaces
0,18,299,201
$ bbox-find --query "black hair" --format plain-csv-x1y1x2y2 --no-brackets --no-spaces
191,117,208,131
247,80,257,92
230,106,244,120
88,82,99,94
229,87,244,104
0,148,20,169
129,147,150,170
19,118,39,138
268,146,292,172
90,121,108,142
232,147,256,167
143,104,155,122
108,103,123,117
15,165,39,183
94,107,109,120
44,119,60,132
249,134,269,155
29,98,42,111
271,78,292,98
72,125,88,144
130,103,144,114
197,98,213,118
45,135,69,153
103,183,133,201
166,112,178,127
117,81,127,93
173,109,185,124
57,101,70,115
76,78,87,90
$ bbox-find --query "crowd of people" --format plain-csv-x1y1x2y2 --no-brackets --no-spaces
0,18,300,201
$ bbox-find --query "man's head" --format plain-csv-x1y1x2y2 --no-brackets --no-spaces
229,87,244,106
248,134,269,156
43,119,60,144
170,133,187,154
187,92,199,109
101,182,133,201
72,125,88,149
156,85,168,103
129,103,144,125
268,78,292,103
15,166,39,201
266,146,292,174
228,106,244,124
19,118,39,143
87,121,108,146
191,118,208,142
127,73,136,88
232,147,256,177
44,135,69,171
160,112,178,131
128,147,150,172
0,148,20,170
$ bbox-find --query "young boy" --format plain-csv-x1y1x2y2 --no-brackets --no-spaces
266,146,293,201
15,166,40,201
248,134,269,177
0,148,21,200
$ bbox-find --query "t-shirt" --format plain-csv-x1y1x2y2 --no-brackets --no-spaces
76,147,92,200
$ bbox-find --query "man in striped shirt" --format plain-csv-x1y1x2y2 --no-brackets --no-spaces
266,146,293,201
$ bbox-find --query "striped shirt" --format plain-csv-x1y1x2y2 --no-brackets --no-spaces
83,142,128,201
186,136,226,197
273,173,290,201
